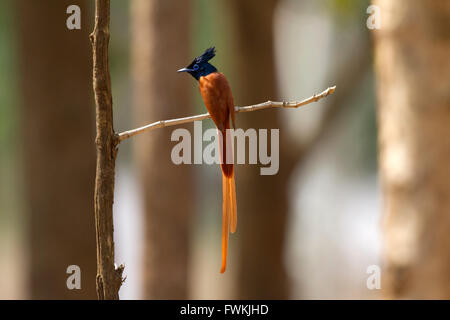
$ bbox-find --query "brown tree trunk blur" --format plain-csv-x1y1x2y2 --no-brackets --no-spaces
17,0,97,299
227,0,290,299
373,0,450,299
130,0,193,299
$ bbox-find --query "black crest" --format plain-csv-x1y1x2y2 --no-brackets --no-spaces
195,47,216,64
178,47,218,80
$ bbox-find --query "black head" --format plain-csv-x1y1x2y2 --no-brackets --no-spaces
177,47,218,81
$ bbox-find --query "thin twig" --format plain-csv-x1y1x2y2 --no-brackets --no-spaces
90,0,123,300
118,86,336,142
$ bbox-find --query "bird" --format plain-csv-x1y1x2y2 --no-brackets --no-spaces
178,47,237,273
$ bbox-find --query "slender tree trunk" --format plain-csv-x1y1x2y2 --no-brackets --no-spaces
130,0,193,299
91,0,123,300
17,0,96,299
373,0,450,299
227,0,290,299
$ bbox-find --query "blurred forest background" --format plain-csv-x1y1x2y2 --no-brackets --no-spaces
0,0,449,299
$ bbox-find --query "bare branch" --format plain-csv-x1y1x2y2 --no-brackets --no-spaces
90,0,123,300
118,86,336,142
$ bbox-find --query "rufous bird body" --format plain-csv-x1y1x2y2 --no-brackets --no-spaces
178,47,237,273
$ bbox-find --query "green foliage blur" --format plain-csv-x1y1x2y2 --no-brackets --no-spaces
0,0,19,230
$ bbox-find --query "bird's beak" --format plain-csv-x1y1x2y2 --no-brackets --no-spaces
177,67,192,73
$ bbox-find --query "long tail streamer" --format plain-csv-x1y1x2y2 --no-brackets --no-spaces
219,128,237,273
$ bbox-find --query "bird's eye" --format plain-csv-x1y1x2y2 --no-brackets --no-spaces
193,64,199,71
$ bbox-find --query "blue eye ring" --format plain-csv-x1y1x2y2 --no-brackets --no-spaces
193,64,199,71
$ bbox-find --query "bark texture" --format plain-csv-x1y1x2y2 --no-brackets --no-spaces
91,0,123,300
227,0,290,299
131,0,193,299
373,0,450,299
17,0,97,299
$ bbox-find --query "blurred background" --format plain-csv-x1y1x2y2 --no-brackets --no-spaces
0,0,449,299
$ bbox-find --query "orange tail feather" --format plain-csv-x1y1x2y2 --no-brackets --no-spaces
221,173,230,273
229,173,237,233
219,126,237,273
220,170,237,273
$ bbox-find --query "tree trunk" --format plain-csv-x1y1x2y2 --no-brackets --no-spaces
373,0,450,299
17,0,97,299
130,0,193,299
91,0,123,300
227,0,290,299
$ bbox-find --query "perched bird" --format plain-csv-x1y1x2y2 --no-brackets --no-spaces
178,47,237,273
